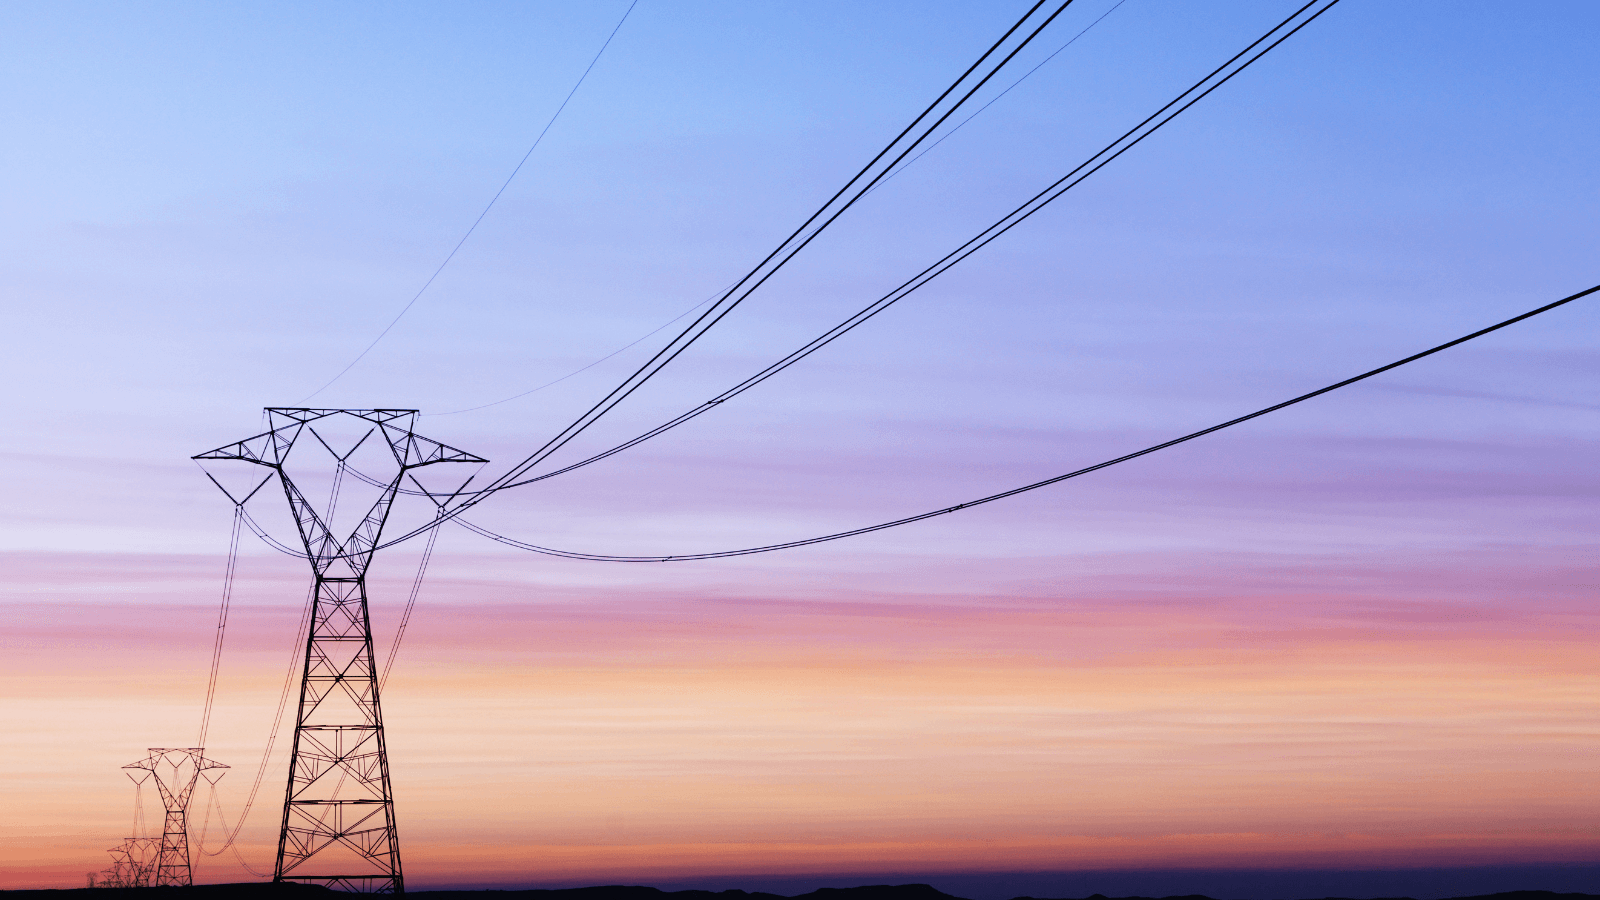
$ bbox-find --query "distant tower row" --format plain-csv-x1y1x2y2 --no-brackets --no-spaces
102,748,227,888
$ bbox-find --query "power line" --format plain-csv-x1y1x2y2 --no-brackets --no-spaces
249,0,1351,555
303,0,643,401
865,0,1134,199
460,0,1081,503
446,0,1344,502
452,282,1600,562
432,0,1134,419
323,0,1088,501
198,785,272,879
237,283,1600,567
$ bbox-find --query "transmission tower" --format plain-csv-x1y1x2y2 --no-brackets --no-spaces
195,408,485,894
100,836,159,888
123,748,228,887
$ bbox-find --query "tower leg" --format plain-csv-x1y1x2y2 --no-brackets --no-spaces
275,574,403,893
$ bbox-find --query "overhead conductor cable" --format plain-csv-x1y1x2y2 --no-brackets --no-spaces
456,282,1600,561
436,0,1134,417
358,0,1344,549
248,0,1369,565
457,0,1084,501
250,0,1353,560
473,0,1346,496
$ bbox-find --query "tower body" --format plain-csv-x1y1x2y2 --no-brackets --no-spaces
195,408,484,894
277,560,398,891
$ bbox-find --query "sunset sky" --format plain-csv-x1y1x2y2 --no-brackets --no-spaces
2,0,1598,895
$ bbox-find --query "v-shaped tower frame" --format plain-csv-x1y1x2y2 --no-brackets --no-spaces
196,408,486,894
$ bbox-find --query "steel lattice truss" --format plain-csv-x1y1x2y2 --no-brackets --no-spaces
123,748,228,887
195,409,485,894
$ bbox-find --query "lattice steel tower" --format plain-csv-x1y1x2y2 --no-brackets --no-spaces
196,408,485,894
123,748,228,887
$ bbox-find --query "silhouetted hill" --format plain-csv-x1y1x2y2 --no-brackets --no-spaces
416,886,961,900
0,884,331,900
4,883,1598,900
1006,892,1600,900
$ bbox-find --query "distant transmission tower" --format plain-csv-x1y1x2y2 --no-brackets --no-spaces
123,748,228,887
100,836,159,888
195,408,485,894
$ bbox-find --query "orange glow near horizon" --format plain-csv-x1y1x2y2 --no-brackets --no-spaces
4,548,1597,889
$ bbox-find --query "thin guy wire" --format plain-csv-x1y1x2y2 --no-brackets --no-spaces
304,0,643,400
452,282,1600,561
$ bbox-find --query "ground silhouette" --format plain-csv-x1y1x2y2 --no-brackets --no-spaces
3,883,1597,900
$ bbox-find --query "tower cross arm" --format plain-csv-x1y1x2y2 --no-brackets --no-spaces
122,749,230,773
192,430,290,467
391,432,489,469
